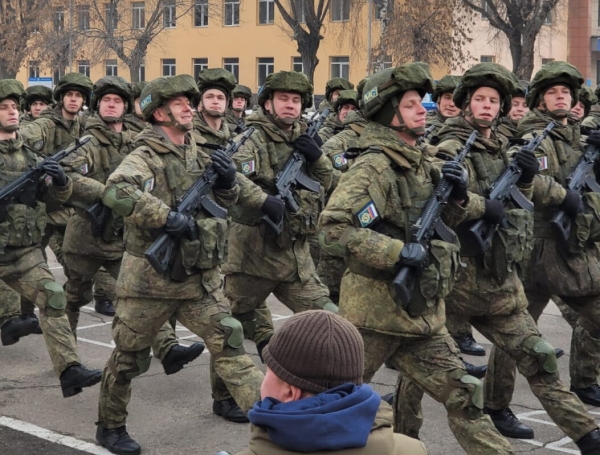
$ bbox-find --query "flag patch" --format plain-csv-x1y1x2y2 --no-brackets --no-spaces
538,156,548,171
143,177,155,193
333,153,347,168
241,160,256,175
356,201,380,227
79,163,89,175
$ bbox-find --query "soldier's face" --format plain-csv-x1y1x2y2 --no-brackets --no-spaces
393,90,426,130
508,96,528,121
63,90,84,114
330,90,341,103
0,99,20,129
438,93,459,118
200,89,227,114
232,96,247,111
570,101,585,120
541,85,572,113
30,101,49,118
339,103,358,122
469,87,501,123
155,96,193,129
99,94,126,119
265,91,302,126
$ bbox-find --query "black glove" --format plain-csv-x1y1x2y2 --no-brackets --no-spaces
165,211,192,236
41,161,67,186
211,150,237,189
515,149,539,184
587,131,600,148
399,242,428,269
293,134,322,163
313,133,324,147
261,195,285,225
442,161,469,201
560,190,584,219
483,199,506,226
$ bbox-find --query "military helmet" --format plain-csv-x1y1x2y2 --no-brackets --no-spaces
333,90,359,111
139,75,200,121
355,77,369,109
594,83,600,101
232,85,252,103
90,76,133,114
362,63,434,120
22,85,53,111
578,85,597,117
258,71,313,109
514,80,530,99
0,80,25,105
432,75,461,103
197,68,237,99
453,63,518,116
131,81,147,100
526,61,583,109
325,77,354,102
53,72,93,105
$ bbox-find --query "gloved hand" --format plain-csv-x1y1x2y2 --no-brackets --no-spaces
41,161,67,186
399,242,428,269
211,150,237,189
483,199,506,226
293,134,322,163
261,195,285,225
515,149,539,184
587,131,600,148
560,190,584,219
442,161,469,201
165,211,193,236
313,133,324,147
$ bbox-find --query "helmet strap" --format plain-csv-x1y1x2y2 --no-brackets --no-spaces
387,97,424,138
155,104,193,132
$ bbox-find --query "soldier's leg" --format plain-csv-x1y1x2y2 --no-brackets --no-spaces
316,253,346,305
0,279,39,345
555,296,579,328
446,311,485,356
20,296,36,316
273,272,338,316
393,373,424,439
307,233,321,268
92,267,117,316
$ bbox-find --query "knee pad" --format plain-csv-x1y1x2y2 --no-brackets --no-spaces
216,315,244,350
523,335,558,375
235,311,257,340
312,296,339,314
110,347,152,383
42,281,67,318
444,370,484,419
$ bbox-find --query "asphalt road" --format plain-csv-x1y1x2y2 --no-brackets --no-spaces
1,251,598,455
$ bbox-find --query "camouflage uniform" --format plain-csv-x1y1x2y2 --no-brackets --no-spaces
19,85,53,127
425,75,462,144
581,83,600,132
225,84,252,134
123,81,147,134
97,75,263,436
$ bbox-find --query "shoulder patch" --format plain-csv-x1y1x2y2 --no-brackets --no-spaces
355,200,380,228
537,156,548,171
33,140,44,151
143,177,155,193
363,87,378,105
332,153,348,168
79,163,89,175
241,160,255,175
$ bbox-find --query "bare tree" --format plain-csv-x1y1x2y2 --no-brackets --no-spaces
461,0,560,79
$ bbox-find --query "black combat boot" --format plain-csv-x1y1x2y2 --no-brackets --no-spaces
21,313,42,334
571,384,600,407
484,407,534,439
96,424,141,455
463,359,487,379
60,364,102,398
577,428,600,455
161,342,205,375
95,300,116,317
555,348,565,359
256,338,270,363
453,334,486,356
1,316,40,346
213,398,249,423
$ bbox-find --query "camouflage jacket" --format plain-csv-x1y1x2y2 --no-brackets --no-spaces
223,107,333,282
225,109,246,134
425,110,445,129
19,113,36,127
319,121,483,336
0,133,72,263
318,99,333,113
123,113,147,134
61,114,137,259
581,105,600,131
104,124,240,299
496,117,519,139
193,111,232,147
318,112,343,142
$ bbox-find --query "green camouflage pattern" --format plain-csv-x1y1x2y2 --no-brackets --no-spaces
90,76,133,113
139,75,200,121
53,72,93,103
526,61,584,109
131,81,147,100
578,85,597,118
318,112,343,142
432,75,461,103
0,79,24,104
22,85,53,111
325,77,354,101
197,68,237,97
123,113,147,133
258,71,313,108
515,80,530,98
232,84,252,103
333,90,359,111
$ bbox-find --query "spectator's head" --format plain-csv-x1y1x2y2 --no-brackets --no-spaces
261,310,364,402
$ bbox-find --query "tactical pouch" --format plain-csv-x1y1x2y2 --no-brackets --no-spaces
0,203,47,250
566,192,600,254
194,217,229,270
483,208,534,283
286,189,323,237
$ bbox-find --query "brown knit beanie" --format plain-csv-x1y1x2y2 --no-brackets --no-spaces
262,310,364,394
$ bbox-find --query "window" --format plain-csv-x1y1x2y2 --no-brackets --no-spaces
78,60,91,77
162,58,176,76
330,56,349,79
372,55,392,72
53,67,65,84
480,55,495,63
481,0,489,20
78,6,90,30
292,56,303,73
29,61,40,79
54,8,65,32
259,0,275,24
542,58,555,66
164,0,176,27
194,0,209,26
257,58,274,87
132,2,145,29
224,58,240,81
106,3,118,31
331,0,349,22
224,0,240,25
106,59,118,76
193,58,209,80
138,62,146,82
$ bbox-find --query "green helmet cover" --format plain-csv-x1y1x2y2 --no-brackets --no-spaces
140,75,200,121
432,75,461,103
197,68,237,99
53,72,93,104
578,85,597,117
257,71,314,109
0,80,25,105
90,76,133,114
232,84,252,103
22,85,53,111
131,81,147,100
325,77,354,102
526,61,583,110
333,90,359,111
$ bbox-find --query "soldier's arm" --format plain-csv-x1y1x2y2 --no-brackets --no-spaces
20,118,55,157
213,182,240,208
307,151,334,192
235,173,267,210
102,152,170,229
45,176,73,206
61,140,105,205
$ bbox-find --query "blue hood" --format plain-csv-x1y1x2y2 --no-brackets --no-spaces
248,383,381,452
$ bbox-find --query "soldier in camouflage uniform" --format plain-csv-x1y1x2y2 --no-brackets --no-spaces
318,89,359,142
0,79,102,396
225,84,252,134
426,75,461,132
20,85,53,126
484,64,600,448
123,81,147,133
95,75,263,455
319,62,519,455
194,68,235,146
581,84,600,132
496,80,529,139
317,77,354,112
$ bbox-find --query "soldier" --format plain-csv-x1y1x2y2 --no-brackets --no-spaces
318,89,359,142
194,68,235,145
581,84,600,131
496,80,530,139
484,63,600,448
225,84,252,133
223,71,337,364
0,79,102,396
95,75,264,454
318,62,517,454
426,75,461,131
20,85,53,125
317,77,354,112
123,81,147,133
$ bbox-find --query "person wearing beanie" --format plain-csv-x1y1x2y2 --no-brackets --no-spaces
236,311,427,455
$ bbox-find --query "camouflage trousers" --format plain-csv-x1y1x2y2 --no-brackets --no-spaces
93,267,117,303
445,310,474,339
316,252,346,305
361,328,514,455
0,247,80,376
485,291,600,410
97,294,263,429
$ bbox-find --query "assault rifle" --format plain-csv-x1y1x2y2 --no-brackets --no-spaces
416,125,436,146
145,127,255,274
392,131,477,308
261,108,330,234
467,121,555,254
550,140,600,241
0,136,91,213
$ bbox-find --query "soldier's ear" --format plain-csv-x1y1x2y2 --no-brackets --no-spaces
264,99,272,112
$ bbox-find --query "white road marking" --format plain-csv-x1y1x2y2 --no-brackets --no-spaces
77,322,113,330
0,416,112,454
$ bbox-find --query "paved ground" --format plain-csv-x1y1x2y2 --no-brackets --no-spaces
1,251,599,454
